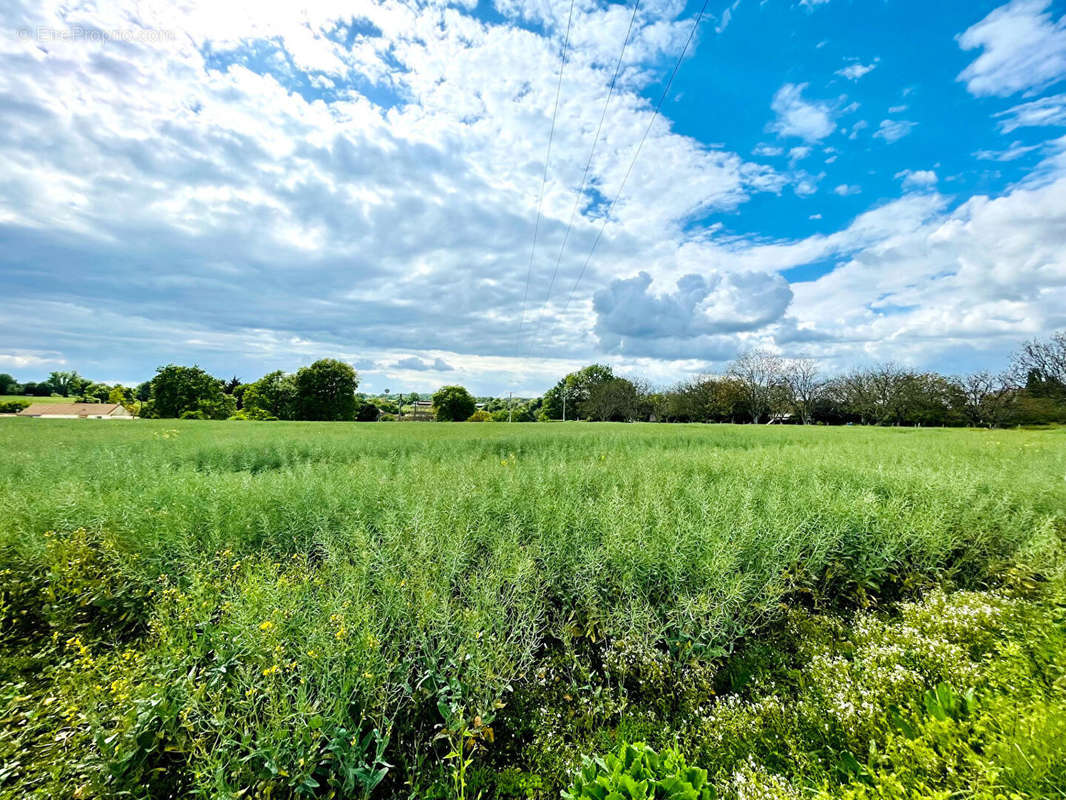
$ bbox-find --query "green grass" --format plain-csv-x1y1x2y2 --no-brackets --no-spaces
0,395,70,404
0,420,1064,798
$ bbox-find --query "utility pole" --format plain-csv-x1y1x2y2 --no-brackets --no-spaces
507,391,513,423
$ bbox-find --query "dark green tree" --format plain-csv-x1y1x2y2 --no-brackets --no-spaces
46,370,80,397
293,359,359,421
0,373,19,394
583,378,640,421
432,385,476,421
243,371,298,420
21,382,52,397
541,364,616,420
148,365,232,419
77,382,111,403
356,402,380,421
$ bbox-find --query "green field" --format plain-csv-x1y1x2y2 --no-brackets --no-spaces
1,420,1064,799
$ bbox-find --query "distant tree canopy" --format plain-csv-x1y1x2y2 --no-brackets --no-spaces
1012,331,1066,390
46,370,81,397
243,370,298,420
541,364,616,420
20,382,54,397
293,359,359,421
356,402,380,422
6,330,1066,427
432,385,476,421
583,378,641,422
146,365,234,420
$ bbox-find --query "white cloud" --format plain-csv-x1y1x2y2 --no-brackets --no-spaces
888,104,909,113
715,0,742,34
895,169,938,189
793,170,824,197
874,119,917,143
0,351,68,369
592,270,793,358
833,184,861,196
786,175,1066,365
0,0,789,392
753,143,784,157
975,141,1042,160
957,0,1066,97
836,62,877,81
996,92,1066,130
2,0,1066,389
767,83,837,142
847,119,869,140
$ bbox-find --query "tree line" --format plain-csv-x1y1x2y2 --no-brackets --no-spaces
2,332,1064,426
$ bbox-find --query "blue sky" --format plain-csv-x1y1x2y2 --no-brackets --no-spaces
2,0,1066,394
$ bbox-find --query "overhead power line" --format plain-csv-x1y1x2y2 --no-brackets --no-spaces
538,0,642,313
516,0,577,346
557,0,713,320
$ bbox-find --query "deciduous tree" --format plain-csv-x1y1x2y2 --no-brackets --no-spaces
432,385,476,421
728,350,785,424
293,359,359,421
148,364,231,419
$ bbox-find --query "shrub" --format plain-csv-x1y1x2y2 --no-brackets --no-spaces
468,410,493,422
228,408,278,421
0,400,29,413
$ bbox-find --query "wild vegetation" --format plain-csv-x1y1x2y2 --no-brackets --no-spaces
1,420,1063,798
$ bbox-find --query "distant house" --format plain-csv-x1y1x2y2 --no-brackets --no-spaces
403,399,435,421
19,403,133,419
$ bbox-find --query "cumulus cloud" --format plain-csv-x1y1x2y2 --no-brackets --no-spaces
392,356,454,371
787,174,1066,365
0,0,787,392
793,170,824,197
592,270,793,358
895,169,938,189
957,0,1066,97
836,62,877,81
753,143,784,157
767,83,837,142
874,119,917,142
3,0,1066,390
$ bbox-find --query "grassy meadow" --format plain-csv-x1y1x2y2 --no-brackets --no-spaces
1,419,1064,799
0,395,70,405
